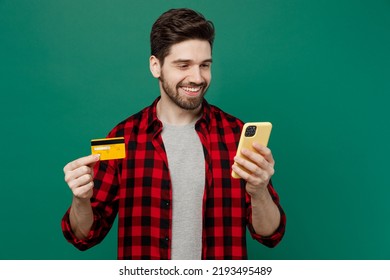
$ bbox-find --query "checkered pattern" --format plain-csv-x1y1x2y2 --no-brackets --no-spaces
62,98,286,259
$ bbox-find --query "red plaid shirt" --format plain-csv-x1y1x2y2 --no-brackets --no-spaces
62,98,286,259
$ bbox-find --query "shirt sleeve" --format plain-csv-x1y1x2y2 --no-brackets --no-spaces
61,158,120,251
246,180,286,248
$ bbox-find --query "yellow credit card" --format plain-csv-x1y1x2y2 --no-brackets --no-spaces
91,137,125,160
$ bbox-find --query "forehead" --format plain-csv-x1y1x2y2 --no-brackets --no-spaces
164,39,212,62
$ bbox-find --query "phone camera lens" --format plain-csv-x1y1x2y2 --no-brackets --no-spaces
245,125,257,137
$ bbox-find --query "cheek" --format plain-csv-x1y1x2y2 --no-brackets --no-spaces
202,69,212,80
204,73,211,84
162,70,185,85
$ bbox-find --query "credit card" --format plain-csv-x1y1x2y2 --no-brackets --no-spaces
91,137,125,160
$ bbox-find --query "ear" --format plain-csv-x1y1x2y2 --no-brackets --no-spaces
149,55,161,78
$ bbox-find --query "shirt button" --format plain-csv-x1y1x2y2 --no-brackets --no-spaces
160,236,169,248
162,200,170,208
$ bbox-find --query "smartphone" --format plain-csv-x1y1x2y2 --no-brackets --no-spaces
231,122,272,179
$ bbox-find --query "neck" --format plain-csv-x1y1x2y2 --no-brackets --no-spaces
156,95,202,126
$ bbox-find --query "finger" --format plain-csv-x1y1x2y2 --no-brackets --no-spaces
232,164,268,186
240,148,274,171
72,181,94,199
232,164,271,186
234,154,274,180
252,143,275,165
64,165,93,184
63,154,100,173
234,155,259,174
68,173,94,191
232,164,249,180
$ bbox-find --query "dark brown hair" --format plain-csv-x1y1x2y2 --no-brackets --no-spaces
150,8,215,64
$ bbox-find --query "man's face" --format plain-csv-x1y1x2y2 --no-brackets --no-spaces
155,40,212,110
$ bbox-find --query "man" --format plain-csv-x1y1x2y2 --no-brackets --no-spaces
62,8,286,260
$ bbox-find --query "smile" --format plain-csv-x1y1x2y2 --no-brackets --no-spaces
181,86,201,93
180,86,203,96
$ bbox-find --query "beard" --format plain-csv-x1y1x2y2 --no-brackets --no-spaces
159,73,208,111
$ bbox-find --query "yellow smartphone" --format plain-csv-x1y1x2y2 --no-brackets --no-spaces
231,122,272,179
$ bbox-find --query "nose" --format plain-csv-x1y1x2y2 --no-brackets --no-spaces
188,66,203,84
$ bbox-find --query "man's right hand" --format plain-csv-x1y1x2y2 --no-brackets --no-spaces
63,154,100,239
63,154,100,200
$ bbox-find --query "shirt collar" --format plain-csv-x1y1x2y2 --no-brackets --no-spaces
146,97,212,134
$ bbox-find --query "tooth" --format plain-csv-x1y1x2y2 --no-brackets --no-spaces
183,87,200,92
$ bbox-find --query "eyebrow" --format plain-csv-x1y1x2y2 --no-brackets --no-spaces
172,58,213,64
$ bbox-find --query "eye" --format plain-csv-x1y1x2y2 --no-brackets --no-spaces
177,64,189,70
200,63,211,69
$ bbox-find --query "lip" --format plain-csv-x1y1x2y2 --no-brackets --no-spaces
180,86,202,97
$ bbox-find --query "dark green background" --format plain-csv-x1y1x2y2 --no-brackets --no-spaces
1,0,389,260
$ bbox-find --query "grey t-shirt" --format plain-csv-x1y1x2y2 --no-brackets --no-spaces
161,121,205,260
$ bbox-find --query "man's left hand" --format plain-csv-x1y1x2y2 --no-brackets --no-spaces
232,142,275,199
